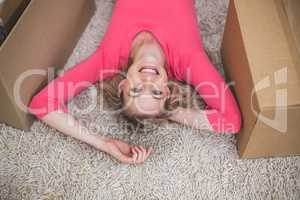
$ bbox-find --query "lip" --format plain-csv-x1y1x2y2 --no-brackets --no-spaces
139,66,160,75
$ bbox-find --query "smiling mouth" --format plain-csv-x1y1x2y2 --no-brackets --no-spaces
139,67,159,75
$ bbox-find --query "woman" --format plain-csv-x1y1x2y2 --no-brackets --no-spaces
28,0,242,164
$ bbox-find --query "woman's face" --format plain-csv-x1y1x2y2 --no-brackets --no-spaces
118,60,170,118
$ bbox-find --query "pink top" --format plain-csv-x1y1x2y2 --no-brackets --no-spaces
28,0,242,133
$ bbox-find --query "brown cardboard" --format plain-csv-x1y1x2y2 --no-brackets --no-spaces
279,0,300,77
0,1,3,15
0,0,30,32
0,0,95,130
222,0,300,158
282,0,300,56
0,0,23,23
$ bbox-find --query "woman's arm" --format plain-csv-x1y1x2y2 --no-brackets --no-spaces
28,45,113,119
43,111,152,164
28,46,152,164
181,49,242,134
168,107,214,131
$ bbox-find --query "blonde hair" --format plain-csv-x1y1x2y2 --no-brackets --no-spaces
99,58,203,131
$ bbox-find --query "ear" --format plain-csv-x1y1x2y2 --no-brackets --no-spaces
118,79,127,97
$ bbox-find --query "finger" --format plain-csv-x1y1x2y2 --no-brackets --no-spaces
138,146,147,162
113,151,135,164
114,146,138,164
134,147,143,164
145,146,153,159
131,147,138,164
133,147,141,164
136,146,144,162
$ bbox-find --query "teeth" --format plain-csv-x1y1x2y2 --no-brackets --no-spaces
140,67,158,74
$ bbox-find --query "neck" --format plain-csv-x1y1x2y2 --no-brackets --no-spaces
130,35,165,68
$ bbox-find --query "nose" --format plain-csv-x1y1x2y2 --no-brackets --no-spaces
140,73,156,82
136,74,163,93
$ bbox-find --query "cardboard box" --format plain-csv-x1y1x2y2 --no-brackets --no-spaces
0,0,25,23
0,0,30,37
222,0,300,158
282,0,300,68
0,0,95,130
0,0,23,24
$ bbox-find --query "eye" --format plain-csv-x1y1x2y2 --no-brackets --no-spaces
129,87,142,96
131,87,142,93
152,90,163,96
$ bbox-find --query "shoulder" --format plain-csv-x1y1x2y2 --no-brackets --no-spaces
174,48,209,80
168,49,195,81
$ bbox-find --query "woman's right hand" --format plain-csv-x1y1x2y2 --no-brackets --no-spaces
97,136,153,164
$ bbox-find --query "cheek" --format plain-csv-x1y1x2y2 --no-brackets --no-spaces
125,74,139,87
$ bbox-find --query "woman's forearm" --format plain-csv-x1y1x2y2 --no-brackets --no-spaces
40,111,152,164
169,107,214,131
41,110,106,150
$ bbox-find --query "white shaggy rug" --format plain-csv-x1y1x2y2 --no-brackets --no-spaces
1,0,300,199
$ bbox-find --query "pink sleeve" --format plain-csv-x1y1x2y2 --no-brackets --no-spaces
183,49,242,133
28,45,116,120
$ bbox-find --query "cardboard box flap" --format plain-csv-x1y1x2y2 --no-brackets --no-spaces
282,0,300,57
234,0,300,109
279,0,300,83
0,0,30,31
0,0,23,23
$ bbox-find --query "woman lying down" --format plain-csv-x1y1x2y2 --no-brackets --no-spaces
28,0,242,164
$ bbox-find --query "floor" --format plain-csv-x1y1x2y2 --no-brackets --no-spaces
0,0,299,199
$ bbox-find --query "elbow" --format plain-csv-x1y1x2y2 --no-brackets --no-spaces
223,111,242,134
209,110,242,134
28,95,38,114
28,94,51,120
28,95,68,120
28,95,43,119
